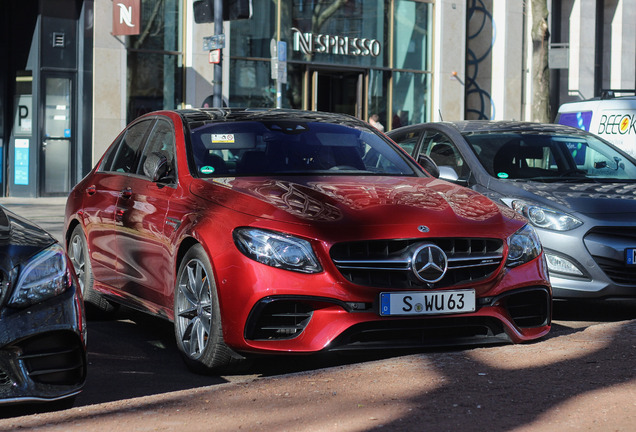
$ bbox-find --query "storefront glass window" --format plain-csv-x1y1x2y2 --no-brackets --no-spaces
393,0,432,71
229,1,276,58
228,59,276,107
368,69,387,129
391,71,431,128
126,0,183,122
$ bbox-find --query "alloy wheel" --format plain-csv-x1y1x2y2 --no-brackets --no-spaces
69,232,86,293
176,258,213,360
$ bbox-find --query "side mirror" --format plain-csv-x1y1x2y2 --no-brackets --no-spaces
417,154,440,178
143,152,170,182
438,166,460,182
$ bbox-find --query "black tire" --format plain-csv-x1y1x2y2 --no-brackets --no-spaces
68,225,118,314
174,244,242,374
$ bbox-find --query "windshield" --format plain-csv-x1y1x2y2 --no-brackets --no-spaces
464,131,636,181
188,121,416,177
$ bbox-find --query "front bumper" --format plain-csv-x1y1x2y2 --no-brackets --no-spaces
543,225,636,299
0,285,87,404
238,286,551,354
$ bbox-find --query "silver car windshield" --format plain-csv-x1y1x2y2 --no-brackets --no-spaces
464,132,636,181
188,121,416,177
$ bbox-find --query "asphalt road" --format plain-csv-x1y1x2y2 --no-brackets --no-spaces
73,299,636,407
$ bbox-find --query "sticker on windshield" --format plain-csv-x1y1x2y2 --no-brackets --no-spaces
200,166,215,174
211,134,235,143
497,172,509,179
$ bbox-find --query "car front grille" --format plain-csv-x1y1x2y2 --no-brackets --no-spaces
585,227,636,286
327,317,509,351
330,238,504,289
593,256,636,285
16,331,86,386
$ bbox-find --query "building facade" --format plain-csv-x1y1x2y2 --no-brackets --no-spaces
1,0,634,197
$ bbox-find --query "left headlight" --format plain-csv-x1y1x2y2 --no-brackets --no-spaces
233,228,323,274
501,198,582,231
8,244,71,308
506,224,542,268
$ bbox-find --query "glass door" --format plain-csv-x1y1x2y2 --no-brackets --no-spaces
41,75,74,195
311,69,364,119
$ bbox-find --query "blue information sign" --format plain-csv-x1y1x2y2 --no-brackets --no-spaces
14,139,29,185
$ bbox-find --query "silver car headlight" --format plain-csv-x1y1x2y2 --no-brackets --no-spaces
506,224,542,267
8,244,71,308
501,198,582,231
233,228,323,274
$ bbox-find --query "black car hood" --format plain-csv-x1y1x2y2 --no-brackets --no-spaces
513,181,636,216
0,206,56,272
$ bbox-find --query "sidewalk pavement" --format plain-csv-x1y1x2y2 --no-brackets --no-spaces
0,197,67,242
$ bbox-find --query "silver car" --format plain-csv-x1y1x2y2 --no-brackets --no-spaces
388,121,636,300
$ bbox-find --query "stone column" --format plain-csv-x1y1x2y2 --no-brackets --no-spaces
568,0,597,99
433,0,466,121
491,1,524,120
609,0,636,90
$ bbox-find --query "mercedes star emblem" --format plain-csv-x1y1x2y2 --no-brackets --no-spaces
412,244,448,283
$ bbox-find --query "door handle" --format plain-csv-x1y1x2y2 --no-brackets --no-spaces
121,187,133,199
86,185,96,195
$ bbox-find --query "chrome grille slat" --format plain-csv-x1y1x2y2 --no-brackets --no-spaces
330,238,504,289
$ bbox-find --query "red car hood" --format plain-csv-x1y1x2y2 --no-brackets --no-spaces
191,176,523,238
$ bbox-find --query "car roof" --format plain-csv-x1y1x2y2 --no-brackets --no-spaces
170,108,367,129
424,120,590,136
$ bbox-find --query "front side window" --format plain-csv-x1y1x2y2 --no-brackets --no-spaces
138,119,176,179
391,129,421,155
189,121,417,177
421,132,467,179
101,120,153,173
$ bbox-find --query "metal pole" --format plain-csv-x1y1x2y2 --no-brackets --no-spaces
213,0,223,107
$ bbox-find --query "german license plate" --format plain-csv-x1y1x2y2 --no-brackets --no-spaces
379,290,476,316
626,248,636,265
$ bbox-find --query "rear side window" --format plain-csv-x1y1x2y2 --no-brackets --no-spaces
101,120,153,173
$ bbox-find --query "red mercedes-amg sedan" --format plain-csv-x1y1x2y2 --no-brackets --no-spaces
65,108,551,373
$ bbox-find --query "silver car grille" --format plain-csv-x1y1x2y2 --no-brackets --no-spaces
330,238,504,289
585,227,636,286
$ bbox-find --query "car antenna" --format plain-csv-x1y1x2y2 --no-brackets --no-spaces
438,110,444,121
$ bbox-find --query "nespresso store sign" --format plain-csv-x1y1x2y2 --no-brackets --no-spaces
291,27,381,57
112,0,141,36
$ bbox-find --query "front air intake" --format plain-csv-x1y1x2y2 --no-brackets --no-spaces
504,289,551,328
16,331,86,386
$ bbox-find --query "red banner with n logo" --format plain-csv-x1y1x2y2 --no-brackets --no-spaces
112,0,141,36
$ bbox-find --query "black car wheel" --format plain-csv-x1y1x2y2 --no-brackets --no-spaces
68,225,117,313
174,244,240,373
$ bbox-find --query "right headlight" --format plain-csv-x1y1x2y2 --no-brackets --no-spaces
501,198,582,231
233,228,323,274
506,224,542,268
